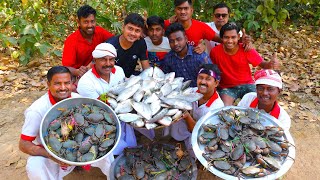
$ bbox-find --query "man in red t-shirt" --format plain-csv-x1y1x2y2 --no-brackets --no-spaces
210,22,280,106
62,5,113,78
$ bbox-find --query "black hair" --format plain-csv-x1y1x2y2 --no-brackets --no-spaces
198,64,221,80
124,13,145,29
77,5,96,19
174,0,192,7
147,16,165,29
165,22,185,37
219,22,240,39
47,66,72,82
213,2,231,14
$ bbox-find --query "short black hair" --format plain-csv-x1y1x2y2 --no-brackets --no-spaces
77,5,96,19
213,2,231,14
198,64,221,80
124,13,145,29
147,16,165,29
165,22,185,37
220,22,240,39
47,66,72,82
174,0,192,7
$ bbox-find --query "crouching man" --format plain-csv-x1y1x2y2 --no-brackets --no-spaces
19,66,113,180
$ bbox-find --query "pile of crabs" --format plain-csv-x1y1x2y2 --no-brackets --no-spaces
113,143,195,180
44,104,117,162
198,108,294,178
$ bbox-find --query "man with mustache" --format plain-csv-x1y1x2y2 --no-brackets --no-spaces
77,43,137,156
62,5,113,80
162,22,210,87
238,69,291,130
107,13,150,77
170,64,224,157
19,66,114,179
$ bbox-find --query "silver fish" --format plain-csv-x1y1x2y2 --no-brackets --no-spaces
181,80,192,91
159,83,173,97
160,97,192,110
130,119,145,128
171,77,184,91
125,75,141,88
139,67,154,79
157,116,172,126
166,91,179,98
141,78,157,91
143,93,159,104
118,113,142,122
154,80,165,91
169,93,203,102
166,109,179,116
117,83,140,102
114,99,133,114
107,93,117,99
145,122,158,130
108,98,118,109
150,100,161,116
133,89,144,102
153,66,165,80
183,87,196,95
109,81,127,95
148,108,169,123
172,110,183,120
131,101,152,120
164,72,175,83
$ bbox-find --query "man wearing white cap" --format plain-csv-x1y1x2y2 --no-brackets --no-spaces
77,43,137,155
238,69,291,130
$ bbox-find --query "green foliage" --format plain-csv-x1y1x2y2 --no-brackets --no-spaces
0,0,319,66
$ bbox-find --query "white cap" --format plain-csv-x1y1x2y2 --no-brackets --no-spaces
92,43,117,58
254,69,282,89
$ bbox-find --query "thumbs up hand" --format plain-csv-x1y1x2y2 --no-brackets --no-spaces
242,28,253,51
270,52,280,70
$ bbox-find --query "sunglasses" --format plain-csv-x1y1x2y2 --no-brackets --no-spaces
214,13,228,18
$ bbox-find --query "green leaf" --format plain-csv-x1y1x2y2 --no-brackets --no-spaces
53,50,62,57
267,8,276,15
278,8,289,21
35,42,52,55
256,5,264,14
6,37,17,46
272,19,279,29
22,25,37,35
34,23,43,34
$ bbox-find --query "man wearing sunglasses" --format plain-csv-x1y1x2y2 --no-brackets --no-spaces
206,3,244,51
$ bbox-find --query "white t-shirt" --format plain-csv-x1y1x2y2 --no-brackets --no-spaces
206,22,243,49
21,92,80,145
238,92,291,130
77,65,125,99
144,36,171,66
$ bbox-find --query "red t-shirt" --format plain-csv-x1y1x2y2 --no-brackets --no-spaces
62,26,113,69
164,19,216,46
210,44,263,89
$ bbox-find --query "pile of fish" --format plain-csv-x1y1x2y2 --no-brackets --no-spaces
104,67,203,129
113,143,195,180
44,104,117,162
198,108,294,178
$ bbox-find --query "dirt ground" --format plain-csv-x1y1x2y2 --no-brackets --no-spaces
0,87,319,180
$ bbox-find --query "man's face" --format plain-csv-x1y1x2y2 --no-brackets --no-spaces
122,23,143,43
47,73,72,102
175,1,193,22
147,24,164,45
213,7,229,29
168,31,188,54
256,84,280,107
197,73,219,95
94,55,116,76
222,29,240,50
77,14,96,36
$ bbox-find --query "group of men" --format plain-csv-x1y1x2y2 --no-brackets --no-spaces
19,1,290,179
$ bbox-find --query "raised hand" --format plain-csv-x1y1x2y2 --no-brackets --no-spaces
242,28,253,51
270,52,280,70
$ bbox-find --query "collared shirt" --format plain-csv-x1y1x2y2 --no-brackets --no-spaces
238,92,291,130
62,26,113,69
20,92,80,145
77,65,125,99
162,45,211,87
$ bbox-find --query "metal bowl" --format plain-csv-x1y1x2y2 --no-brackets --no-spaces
191,106,296,180
40,97,121,166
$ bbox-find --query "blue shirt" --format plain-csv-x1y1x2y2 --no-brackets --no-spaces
162,45,211,87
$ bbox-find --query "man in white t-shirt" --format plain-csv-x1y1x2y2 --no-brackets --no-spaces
77,43,137,155
19,66,113,179
238,69,291,130
145,15,171,68
170,64,224,156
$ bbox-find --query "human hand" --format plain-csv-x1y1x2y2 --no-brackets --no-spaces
181,110,191,120
47,152,70,167
270,52,280,70
75,66,88,77
169,15,177,24
194,40,206,54
242,28,254,51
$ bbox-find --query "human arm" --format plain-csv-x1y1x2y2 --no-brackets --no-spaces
140,60,150,70
194,39,207,54
241,28,254,52
259,53,280,70
66,66,89,77
181,111,196,132
139,40,150,70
